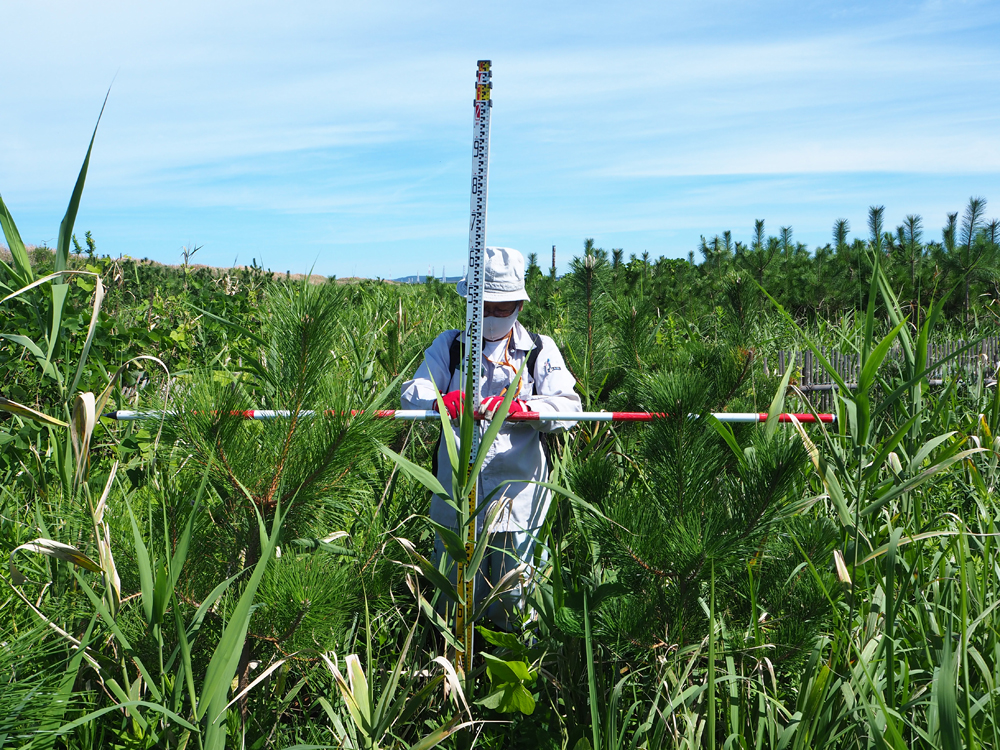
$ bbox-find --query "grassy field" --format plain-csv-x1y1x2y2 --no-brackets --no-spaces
3,149,1000,748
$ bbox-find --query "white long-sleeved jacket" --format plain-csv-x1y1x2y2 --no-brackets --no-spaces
400,321,581,533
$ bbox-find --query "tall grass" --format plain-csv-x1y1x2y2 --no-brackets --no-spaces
5,124,1000,748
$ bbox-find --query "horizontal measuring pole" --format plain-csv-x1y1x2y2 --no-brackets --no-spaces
103,409,835,424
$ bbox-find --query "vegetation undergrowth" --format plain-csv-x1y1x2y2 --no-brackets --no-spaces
3,125,1000,748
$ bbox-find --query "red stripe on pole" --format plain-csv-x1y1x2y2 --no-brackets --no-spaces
610,412,660,421
774,413,833,423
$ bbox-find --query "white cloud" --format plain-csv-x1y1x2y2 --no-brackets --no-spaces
2,0,999,275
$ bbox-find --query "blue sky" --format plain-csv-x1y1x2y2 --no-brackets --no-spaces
3,0,999,279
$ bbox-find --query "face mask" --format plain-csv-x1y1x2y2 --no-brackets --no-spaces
483,308,519,341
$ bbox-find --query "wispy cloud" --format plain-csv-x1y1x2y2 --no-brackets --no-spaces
2,0,999,275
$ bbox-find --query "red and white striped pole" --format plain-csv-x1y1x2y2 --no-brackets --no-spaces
103,409,835,424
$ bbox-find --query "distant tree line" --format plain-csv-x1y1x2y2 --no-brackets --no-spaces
516,197,999,328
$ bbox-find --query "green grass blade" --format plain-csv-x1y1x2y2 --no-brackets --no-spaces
125,500,155,625
458,357,476,489
199,503,283,736
71,570,162,701
1,332,48,365
378,443,448,497
584,590,601,750
45,283,69,366
766,351,796,441
862,448,983,516
753,282,850,393
874,337,987,421
861,411,920,483
426,372,461,491
862,249,879,362
0,193,33,284
937,632,962,750
373,618,418,736
55,701,198,735
55,90,109,274
857,318,907,395
68,276,105,396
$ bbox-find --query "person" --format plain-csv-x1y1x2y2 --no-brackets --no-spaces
401,246,581,628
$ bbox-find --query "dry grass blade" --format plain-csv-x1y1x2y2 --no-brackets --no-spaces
9,538,101,585
71,392,96,487
221,658,290,713
0,395,68,428
92,462,122,615
69,274,105,395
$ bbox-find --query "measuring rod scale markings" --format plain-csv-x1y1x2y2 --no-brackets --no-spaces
455,59,491,678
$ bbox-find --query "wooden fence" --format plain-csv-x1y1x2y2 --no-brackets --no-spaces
765,337,1000,410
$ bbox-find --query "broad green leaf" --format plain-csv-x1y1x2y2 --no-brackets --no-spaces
188,303,267,348
483,652,532,684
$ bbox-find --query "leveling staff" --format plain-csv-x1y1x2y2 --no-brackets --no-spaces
401,246,581,628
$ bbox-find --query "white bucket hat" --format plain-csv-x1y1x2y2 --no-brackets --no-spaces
456,246,531,302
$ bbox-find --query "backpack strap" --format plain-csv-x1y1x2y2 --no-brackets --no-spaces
448,330,463,381
526,333,543,389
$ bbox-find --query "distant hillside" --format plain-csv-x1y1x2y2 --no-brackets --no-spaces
0,245,398,285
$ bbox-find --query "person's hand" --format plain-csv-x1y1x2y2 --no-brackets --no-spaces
479,395,528,421
435,390,466,418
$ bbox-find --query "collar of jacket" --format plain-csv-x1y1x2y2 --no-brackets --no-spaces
460,320,535,352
